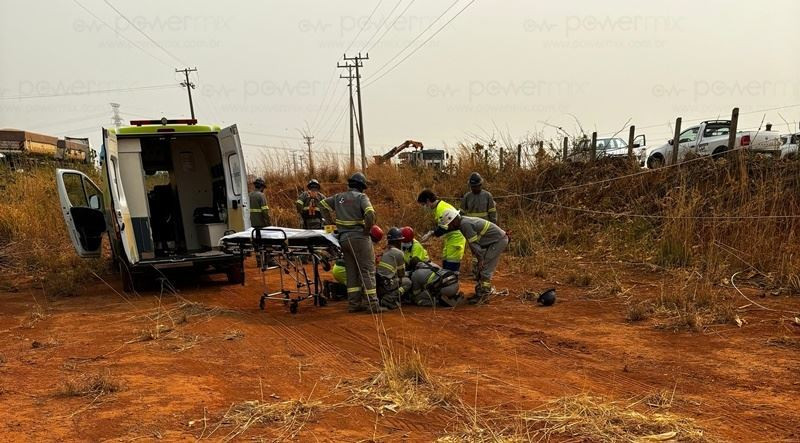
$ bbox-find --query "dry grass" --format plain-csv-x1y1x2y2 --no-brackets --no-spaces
766,335,800,349
57,370,123,398
31,337,60,349
439,394,710,442
223,329,244,341
650,277,737,332
208,398,322,442
0,163,106,296
626,301,654,322
353,346,459,413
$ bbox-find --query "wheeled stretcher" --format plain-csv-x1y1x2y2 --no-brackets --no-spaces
220,227,341,314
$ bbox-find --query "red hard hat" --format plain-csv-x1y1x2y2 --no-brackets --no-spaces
400,226,414,243
369,225,384,243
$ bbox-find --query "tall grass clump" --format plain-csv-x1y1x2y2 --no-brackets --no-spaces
0,161,105,295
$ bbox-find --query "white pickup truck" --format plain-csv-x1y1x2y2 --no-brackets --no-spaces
780,132,799,159
640,120,783,168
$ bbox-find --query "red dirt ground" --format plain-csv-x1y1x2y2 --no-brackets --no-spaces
1,258,799,442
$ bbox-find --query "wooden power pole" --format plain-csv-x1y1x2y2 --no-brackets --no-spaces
175,67,198,119
342,53,368,169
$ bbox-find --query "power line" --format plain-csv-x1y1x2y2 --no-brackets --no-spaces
362,0,461,86
365,0,418,53
364,0,477,88
0,84,180,100
102,0,187,66
70,0,172,68
343,0,385,54
361,0,404,52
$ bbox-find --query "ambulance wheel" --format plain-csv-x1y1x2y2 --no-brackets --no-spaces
318,296,328,307
290,301,298,314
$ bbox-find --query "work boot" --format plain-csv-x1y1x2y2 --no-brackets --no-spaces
367,298,389,313
439,292,465,307
348,305,368,313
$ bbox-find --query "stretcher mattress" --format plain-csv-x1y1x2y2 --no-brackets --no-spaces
220,227,340,248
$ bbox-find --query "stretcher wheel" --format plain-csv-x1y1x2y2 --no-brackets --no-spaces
290,301,298,314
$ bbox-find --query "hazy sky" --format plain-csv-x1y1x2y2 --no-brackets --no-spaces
1,0,799,167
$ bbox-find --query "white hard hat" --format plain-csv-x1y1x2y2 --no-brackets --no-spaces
439,208,460,228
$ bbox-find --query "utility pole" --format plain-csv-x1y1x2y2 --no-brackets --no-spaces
176,67,198,120
110,102,123,128
343,53,368,169
302,134,314,175
338,63,356,169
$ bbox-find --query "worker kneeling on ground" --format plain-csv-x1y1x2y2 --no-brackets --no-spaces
296,179,326,229
376,227,412,310
328,226,383,300
440,208,508,304
416,190,466,273
320,173,387,314
400,226,429,267
407,261,463,307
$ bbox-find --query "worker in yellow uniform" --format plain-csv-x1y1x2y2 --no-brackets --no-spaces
416,189,466,273
399,226,429,269
249,177,271,228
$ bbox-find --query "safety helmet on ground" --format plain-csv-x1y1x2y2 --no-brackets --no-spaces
468,172,483,187
369,225,384,243
400,226,414,243
386,227,404,242
348,172,368,190
254,177,266,188
307,179,320,190
439,208,460,228
537,288,556,306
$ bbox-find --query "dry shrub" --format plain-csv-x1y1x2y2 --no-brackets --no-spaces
210,399,321,442
439,394,709,442
354,346,459,412
626,301,654,322
0,163,106,296
566,271,593,288
57,371,122,398
652,277,736,332
766,336,800,349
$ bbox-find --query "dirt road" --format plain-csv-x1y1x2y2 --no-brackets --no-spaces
1,260,798,441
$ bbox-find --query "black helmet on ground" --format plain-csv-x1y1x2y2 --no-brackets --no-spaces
537,288,556,306
386,227,403,242
348,172,368,191
307,179,321,190
468,172,483,187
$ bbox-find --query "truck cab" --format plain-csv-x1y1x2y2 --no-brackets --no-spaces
56,118,249,290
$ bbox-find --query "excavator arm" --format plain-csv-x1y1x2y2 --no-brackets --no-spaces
374,140,424,164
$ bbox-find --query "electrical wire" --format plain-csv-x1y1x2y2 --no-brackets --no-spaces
365,0,418,53
0,84,180,100
364,0,476,88
363,0,460,83
71,0,173,68
343,0,385,54
102,0,187,66
361,0,404,52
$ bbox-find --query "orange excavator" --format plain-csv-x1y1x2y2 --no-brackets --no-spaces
373,140,424,164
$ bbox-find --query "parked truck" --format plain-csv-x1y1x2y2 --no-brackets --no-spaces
640,120,783,168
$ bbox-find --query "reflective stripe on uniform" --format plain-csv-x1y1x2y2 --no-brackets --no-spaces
481,281,492,288
467,235,479,243
347,287,361,293
488,207,497,212
250,209,262,213
378,262,396,273
480,221,491,236
336,219,364,226
295,199,304,205
364,288,377,295
364,205,374,214
319,200,333,211
465,212,488,218
426,272,437,284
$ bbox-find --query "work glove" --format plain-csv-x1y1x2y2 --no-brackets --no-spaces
420,230,434,243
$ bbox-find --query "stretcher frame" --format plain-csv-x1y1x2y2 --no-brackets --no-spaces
221,227,340,314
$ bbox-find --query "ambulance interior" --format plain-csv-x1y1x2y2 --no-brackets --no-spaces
117,134,232,260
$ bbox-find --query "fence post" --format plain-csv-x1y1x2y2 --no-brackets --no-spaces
627,125,636,161
517,143,522,167
590,132,597,163
671,117,682,165
727,107,739,152
499,147,504,170
562,137,568,161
